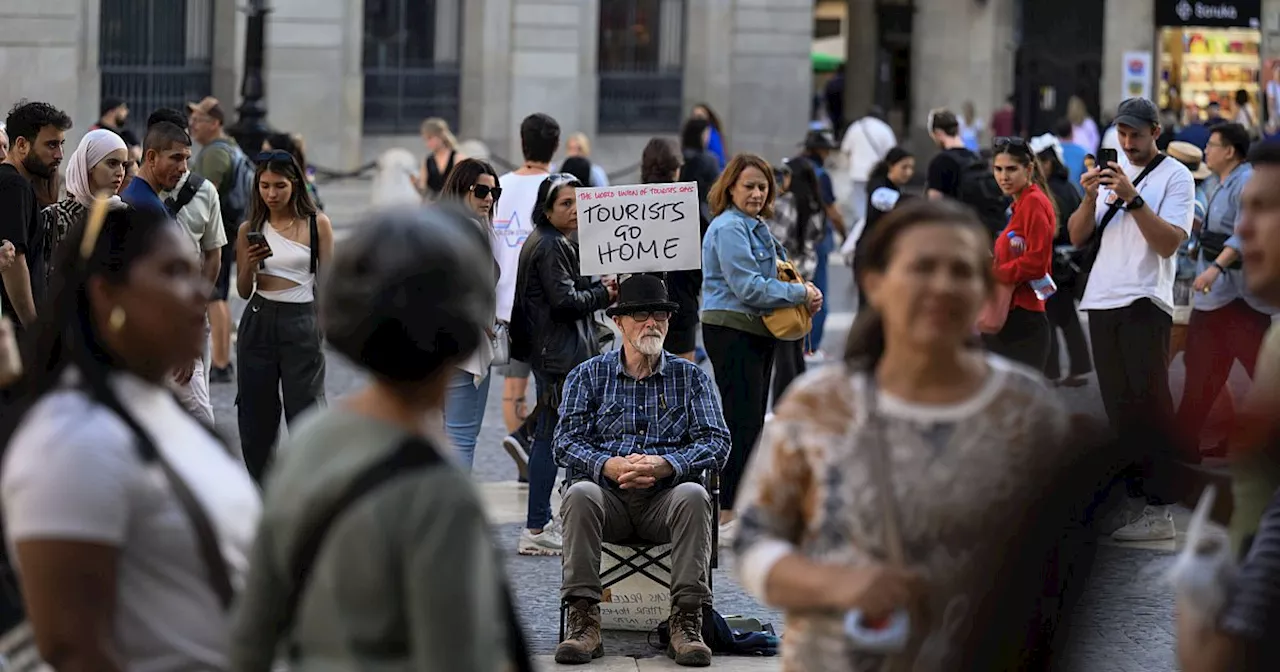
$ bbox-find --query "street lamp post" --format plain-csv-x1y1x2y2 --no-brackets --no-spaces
229,0,272,154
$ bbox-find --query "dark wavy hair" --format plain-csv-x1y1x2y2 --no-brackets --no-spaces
846,199,992,370
4,100,72,146
531,173,582,230
265,132,309,173
246,152,317,232
869,147,914,183
783,156,821,245
681,118,710,153
641,137,681,184
440,157,500,224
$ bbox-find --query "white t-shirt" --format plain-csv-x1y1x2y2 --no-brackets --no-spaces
493,172,548,322
2,372,261,672
840,116,896,182
1079,154,1195,315
160,172,227,255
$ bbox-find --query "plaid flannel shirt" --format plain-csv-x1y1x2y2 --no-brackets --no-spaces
553,349,731,487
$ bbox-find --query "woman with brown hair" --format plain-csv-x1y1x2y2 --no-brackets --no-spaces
733,199,1073,671
700,154,821,543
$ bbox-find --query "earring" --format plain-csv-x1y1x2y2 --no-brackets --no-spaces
109,306,126,332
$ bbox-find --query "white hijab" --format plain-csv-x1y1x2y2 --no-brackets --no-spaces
66,129,127,208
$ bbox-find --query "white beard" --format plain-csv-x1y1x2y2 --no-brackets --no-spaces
633,335,664,356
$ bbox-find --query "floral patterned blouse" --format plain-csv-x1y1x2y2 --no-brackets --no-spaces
733,355,1069,672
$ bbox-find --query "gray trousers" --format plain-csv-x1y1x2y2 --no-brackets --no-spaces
560,480,713,611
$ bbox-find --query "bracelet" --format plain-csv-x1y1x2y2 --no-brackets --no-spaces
1212,261,1226,273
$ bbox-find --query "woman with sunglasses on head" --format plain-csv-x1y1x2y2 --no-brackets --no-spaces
439,158,503,470
3,204,260,671
263,132,323,211
984,137,1057,371
236,150,334,485
509,173,617,556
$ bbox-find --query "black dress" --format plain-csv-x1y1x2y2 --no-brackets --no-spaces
425,150,457,196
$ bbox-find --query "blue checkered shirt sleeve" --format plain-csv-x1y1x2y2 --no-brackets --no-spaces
553,363,612,484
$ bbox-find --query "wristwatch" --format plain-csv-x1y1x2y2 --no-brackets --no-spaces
1125,195,1146,211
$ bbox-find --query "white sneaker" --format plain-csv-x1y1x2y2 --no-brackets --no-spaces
518,524,563,556
1111,505,1176,542
718,519,738,548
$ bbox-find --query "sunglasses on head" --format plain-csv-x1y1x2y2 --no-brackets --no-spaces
993,136,1030,153
470,183,502,201
255,149,294,165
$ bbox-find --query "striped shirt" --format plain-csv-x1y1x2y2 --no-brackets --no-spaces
1220,486,1280,666
553,349,731,486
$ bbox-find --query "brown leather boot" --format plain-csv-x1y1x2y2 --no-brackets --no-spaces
667,606,712,667
554,599,604,664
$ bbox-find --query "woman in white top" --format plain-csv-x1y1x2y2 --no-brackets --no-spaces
236,151,335,485
439,158,503,470
2,204,261,671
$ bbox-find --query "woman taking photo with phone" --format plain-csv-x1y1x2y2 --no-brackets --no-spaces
984,137,1057,370
439,158,503,470
236,151,334,485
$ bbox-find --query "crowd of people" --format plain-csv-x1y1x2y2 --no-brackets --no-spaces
0,85,1272,672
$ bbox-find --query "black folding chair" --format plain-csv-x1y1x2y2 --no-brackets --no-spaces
559,470,721,640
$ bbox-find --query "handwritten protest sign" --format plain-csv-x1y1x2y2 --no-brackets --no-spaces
576,182,702,276
598,542,672,631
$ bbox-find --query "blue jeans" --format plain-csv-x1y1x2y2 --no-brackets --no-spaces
527,371,561,530
445,368,492,471
810,223,835,351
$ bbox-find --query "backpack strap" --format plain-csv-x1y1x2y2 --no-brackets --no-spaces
277,436,533,671
164,174,206,218
309,214,319,275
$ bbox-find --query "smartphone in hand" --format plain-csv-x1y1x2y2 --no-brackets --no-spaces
1098,148,1118,170
246,231,273,257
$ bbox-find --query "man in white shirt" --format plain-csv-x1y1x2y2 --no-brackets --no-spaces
1067,97,1195,543
492,113,560,496
840,107,896,224
161,170,226,425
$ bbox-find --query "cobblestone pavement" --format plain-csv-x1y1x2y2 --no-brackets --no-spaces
203,178,1205,668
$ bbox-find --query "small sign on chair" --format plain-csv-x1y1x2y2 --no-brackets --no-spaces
598,542,673,631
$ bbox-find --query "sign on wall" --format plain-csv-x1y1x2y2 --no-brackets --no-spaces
576,182,702,276
1156,0,1262,28
1122,51,1153,102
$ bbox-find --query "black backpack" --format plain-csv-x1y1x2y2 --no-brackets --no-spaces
954,151,1011,239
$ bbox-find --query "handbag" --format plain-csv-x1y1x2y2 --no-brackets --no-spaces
490,321,511,367
975,282,1015,335
762,259,813,341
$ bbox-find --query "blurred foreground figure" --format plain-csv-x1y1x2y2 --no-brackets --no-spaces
733,200,1099,671
230,205,532,672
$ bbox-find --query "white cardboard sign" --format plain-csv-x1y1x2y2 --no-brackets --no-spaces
576,182,702,276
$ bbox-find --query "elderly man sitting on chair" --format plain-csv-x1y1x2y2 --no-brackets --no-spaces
553,275,731,667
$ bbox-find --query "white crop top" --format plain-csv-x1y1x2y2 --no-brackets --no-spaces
258,225,314,303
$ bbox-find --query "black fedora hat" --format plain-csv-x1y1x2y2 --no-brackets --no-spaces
605,275,680,317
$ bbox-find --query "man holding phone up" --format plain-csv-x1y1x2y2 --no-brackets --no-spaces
1067,97,1196,543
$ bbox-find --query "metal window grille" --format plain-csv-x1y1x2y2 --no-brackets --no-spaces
598,0,686,133
100,0,214,138
362,0,462,135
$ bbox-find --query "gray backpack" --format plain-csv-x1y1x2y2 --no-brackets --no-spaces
208,139,255,232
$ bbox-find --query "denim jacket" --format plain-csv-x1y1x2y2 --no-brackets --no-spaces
701,206,808,316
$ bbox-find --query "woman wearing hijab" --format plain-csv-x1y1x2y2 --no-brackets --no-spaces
39,129,128,288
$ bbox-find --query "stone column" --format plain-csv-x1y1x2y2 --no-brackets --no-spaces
0,0,93,136
844,0,877,128
683,0,734,135
726,0,815,161
211,0,246,109
1100,0,1155,114
262,0,362,169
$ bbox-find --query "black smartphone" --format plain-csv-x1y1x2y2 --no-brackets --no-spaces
1098,148,1118,170
246,231,271,253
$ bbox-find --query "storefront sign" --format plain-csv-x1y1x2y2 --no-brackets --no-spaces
576,182,702,276
1122,51,1153,102
1157,0,1261,28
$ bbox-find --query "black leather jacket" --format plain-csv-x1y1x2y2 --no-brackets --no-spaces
510,225,611,377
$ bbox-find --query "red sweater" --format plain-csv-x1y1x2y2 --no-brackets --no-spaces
992,183,1054,313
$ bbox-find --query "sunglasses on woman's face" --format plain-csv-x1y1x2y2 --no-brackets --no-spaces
470,184,502,201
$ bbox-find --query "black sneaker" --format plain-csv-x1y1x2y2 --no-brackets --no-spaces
503,430,530,482
209,363,234,384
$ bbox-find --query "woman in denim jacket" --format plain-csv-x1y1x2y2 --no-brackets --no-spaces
701,154,822,544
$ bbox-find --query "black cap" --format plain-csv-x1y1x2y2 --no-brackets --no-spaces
802,129,837,150
1113,97,1160,130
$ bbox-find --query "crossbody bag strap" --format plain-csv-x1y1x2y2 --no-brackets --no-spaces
278,436,534,672
1095,154,1167,236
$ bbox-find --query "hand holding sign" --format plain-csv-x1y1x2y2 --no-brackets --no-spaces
577,183,702,276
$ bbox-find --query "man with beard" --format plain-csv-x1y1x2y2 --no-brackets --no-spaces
121,120,191,215
551,275,730,667
0,101,71,329
91,97,140,148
